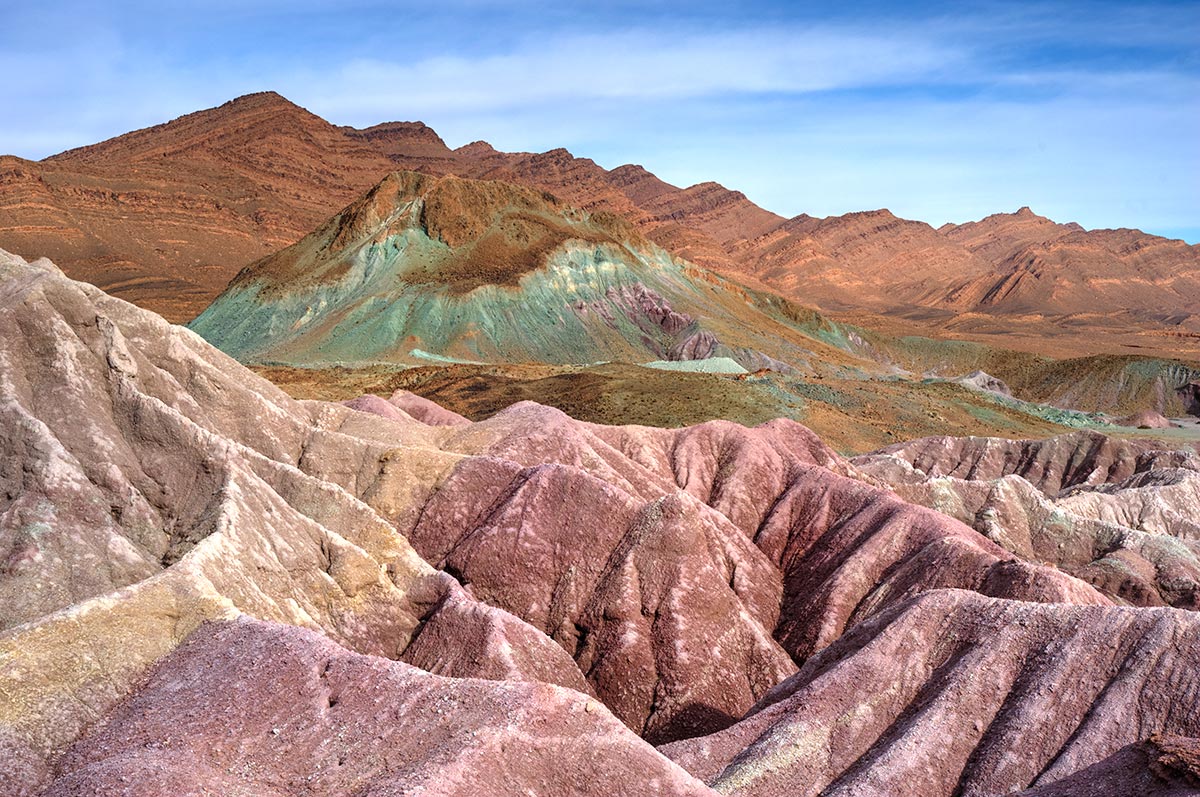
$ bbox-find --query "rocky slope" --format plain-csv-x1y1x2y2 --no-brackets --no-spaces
662,590,1200,797
854,432,1200,607
5,92,1199,362
0,93,395,321
943,208,1200,322
187,170,865,374
4,248,1200,795
41,617,715,797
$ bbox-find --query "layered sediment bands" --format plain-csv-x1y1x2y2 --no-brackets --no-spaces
189,170,867,375
4,248,1199,795
854,432,1200,608
866,430,1182,495
388,128,1200,357
662,590,1200,797
41,618,717,797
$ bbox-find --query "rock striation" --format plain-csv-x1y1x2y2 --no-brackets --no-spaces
662,589,1200,797
187,170,861,374
854,432,1200,608
2,248,1197,795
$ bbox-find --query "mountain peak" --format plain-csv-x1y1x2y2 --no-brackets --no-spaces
218,90,302,112
454,140,500,158
46,90,331,165
998,206,1055,225
842,208,900,223
344,121,453,160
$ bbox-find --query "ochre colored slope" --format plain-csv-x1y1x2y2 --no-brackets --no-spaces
0,93,395,321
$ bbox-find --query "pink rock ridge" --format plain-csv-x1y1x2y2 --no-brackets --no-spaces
42,616,717,797
342,390,471,426
662,589,1200,797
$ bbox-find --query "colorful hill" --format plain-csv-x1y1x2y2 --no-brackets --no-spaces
5,248,1200,796
188,171,864,373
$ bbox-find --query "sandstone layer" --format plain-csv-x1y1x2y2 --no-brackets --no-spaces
2,248,1197,796
4,92,1198,362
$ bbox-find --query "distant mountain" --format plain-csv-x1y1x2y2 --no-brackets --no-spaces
940,207,1200,321
189,170,859,373
3,91,1198,359
0,92,394,320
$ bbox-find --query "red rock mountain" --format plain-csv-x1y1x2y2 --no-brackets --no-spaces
0,93,394,320
2,91,1197,359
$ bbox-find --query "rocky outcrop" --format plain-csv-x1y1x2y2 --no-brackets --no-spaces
1014,735,1200,796
865,430,1179,496
854,433,1200,607
2,249,1196,795
41,617,717,797
956,369,1013,396
1118,409,1176,429
343,390,470,427
386,389,471,426
1179,381,1200,416
382,401,1107,737
407,454,797,744
662,590,1200,797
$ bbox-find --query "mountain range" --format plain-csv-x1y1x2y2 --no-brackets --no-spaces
4,77,1200,797
3,91,1198,361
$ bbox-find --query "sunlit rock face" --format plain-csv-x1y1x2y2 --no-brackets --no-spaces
39,617,718,797
187,171,855,373
662,590,1200,797
3,248,1198,796
854,432,1200,608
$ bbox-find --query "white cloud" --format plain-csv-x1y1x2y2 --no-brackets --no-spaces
0,4,1194,238
294,27,965,119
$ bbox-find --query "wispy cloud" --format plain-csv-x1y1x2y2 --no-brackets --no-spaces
0,1,1195,239
298,27,966,117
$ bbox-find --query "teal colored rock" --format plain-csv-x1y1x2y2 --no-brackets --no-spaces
189,172,856,373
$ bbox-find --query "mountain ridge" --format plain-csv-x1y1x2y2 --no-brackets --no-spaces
5,247,1200,795
2,91,1197,360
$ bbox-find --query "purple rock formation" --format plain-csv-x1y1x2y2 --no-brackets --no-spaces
42,617,717,797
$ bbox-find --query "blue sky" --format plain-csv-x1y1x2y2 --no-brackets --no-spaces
2,1,1197,241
